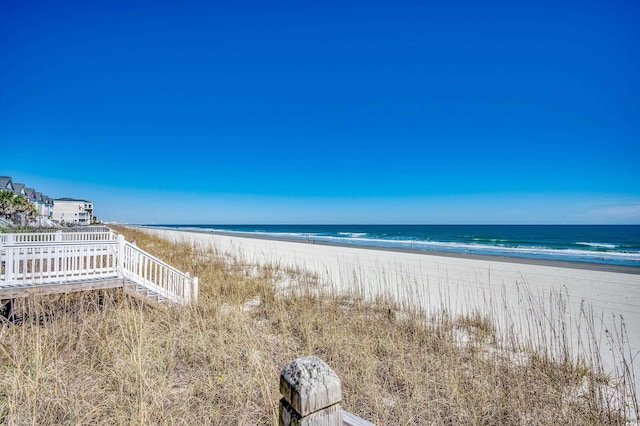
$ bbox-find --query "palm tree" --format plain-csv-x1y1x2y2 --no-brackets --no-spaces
0,190,38,225
15,196,38,225
0,190,18,219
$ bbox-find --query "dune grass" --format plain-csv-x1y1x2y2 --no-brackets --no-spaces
0,225,636,424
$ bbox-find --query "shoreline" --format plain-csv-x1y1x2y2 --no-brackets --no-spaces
144,226,640,275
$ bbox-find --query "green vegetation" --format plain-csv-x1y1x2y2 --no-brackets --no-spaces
0,191,37,228
0,226,636,424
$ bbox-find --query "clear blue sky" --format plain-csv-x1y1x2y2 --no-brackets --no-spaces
1,0,638,224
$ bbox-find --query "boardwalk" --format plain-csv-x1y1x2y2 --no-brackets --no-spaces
0,227,197,306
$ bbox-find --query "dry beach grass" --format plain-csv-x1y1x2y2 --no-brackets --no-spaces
0,226,637,424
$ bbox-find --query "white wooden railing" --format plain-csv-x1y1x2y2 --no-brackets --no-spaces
118,235,198,304
0,240,119,284
0,228,197,305
0,229,117,244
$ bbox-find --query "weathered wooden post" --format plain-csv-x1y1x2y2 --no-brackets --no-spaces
279,356,343,426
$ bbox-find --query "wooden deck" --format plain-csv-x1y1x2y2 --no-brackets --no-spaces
0,276,123,299
0,228,198,306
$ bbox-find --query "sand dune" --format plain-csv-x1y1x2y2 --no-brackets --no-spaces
140,227,640,392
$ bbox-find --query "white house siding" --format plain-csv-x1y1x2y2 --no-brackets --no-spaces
52,199,93,225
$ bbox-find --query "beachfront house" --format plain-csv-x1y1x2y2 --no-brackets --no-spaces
42,195,54,219
52,198,94,225
35,194,54,225
0,176,14,192
35,192,43,213
25,187,37,207
12,183,28,199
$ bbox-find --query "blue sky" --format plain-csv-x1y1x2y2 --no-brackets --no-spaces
1,0,639,224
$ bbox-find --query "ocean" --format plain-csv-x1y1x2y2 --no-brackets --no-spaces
145,224,640,268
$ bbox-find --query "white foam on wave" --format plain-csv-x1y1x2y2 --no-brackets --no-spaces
576,242,618,249
310,235,640,264
337,232,368,238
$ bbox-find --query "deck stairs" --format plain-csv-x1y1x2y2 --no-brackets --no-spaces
124,279,171,305
0,227,198,306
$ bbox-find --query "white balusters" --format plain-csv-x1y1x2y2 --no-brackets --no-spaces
1,230,197,305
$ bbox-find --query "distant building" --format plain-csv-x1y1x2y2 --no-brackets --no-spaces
52,198,94,225
2,175,96,226
0,176,14,192
42,195,54,219
12,183,28,199
35,194,54,223
25,187,37,204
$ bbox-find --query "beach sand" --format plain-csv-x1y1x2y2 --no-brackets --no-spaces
139,227,640,392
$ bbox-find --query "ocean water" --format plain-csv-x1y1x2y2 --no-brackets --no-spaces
147,224,640,268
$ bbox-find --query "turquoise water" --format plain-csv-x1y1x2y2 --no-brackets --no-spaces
146,224,640,268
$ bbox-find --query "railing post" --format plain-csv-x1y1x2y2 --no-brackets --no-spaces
117,234,126,277
185,272,190,304
279,356,343,426
5,235,15,283
192,277,199,304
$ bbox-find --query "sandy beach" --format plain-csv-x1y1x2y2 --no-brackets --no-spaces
139,227,640,391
